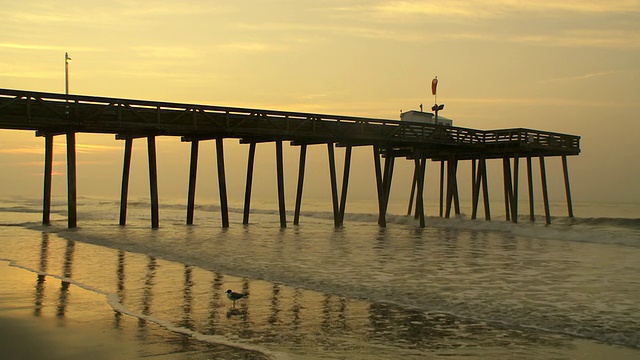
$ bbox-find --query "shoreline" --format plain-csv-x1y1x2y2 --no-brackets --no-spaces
1,224,640,359
0,261,272,360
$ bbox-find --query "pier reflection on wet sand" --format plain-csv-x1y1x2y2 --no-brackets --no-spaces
17,233,588,359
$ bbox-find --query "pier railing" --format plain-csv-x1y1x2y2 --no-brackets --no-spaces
0,88,581,229
0,88,580,156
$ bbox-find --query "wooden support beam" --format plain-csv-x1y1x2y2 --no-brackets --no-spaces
471,159,477,215
453,159,460,216
419,157,427,224
471,158,481,220
186,140,199,225
119,138,133,226
215,138,229,228
147,135,159,229
562,155,574,218
502,157,513,221
512,156,520,223
275,140,286,228
439,160,445,217
293,144,307,225
380,149,395,226
66,132,77,228
481,158,491,221
42,135,53,225
338,146,352,227
527,157,535,222
243,142,256,225
373,145,386,227
445,155,458,218
327,143,340,227
539,156,551,224
415,156,427,220
407,162,418,216
445,158,452,218
414,152,426,227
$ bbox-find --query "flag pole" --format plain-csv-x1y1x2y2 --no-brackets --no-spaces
431,76,439,124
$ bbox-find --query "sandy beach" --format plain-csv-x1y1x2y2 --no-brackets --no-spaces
0,262,269,360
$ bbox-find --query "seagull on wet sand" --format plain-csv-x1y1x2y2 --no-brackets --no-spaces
226,289,248,307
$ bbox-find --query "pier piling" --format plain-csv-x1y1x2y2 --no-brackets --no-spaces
526,156,535,222
338,146,352,227
293,144,307,226
215,138,229,228
276,140,286,228
373,145,385,227
42,135,53,225
147,136,159,229
119,138,133,226
327,143,340,227
414,152,426,227
539,156,551,225
66,132,77,228
243,142,256,225
186,140,199,225
502,157,513,222
512,156,520,223
562,155,574,218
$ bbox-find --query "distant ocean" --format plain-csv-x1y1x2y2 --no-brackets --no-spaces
1,195,639,359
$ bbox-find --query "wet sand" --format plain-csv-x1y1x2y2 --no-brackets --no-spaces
0,263,268,360
2,229,640,359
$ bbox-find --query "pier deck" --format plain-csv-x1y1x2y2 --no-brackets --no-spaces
0,88,580,228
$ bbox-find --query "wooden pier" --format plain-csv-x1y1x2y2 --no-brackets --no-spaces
0,88,580,228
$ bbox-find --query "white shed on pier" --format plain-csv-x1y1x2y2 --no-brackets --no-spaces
400,110,453,126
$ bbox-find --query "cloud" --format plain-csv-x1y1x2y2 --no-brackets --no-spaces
0,43,62,51
133,46,199,60
0,147,45,155
374,1,498,18
372,0,639,18
450,96,630,108
75,144,122,154
114,1,228,17
0,144,121,155
511,28,640,49
219,42,289,53
540,71,616,84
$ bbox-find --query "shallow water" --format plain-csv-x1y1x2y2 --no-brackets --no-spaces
1,197,640,359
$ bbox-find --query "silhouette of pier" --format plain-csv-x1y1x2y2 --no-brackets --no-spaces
0,88,580,228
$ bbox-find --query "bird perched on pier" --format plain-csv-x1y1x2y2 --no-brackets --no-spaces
226,289,248,307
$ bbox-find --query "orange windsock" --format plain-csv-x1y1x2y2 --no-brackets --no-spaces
431,76,438,96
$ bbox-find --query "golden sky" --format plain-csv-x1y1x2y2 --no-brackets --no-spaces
1,1,639,209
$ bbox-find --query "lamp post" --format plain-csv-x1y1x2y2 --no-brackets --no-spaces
65,52,72,95
63,52,77,228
